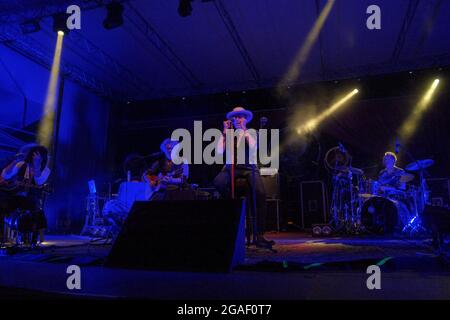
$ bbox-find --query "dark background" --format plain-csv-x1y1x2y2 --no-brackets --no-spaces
107,69,450,228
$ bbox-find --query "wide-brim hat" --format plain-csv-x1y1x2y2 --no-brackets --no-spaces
17,143,48,159
226,106,253,123
160,138,178,154
17,143,39,156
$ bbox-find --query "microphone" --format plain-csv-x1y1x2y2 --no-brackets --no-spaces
395,138,400,154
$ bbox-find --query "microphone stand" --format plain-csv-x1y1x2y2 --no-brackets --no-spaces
228,125,235,200
231,155,235,200
251,126,259,245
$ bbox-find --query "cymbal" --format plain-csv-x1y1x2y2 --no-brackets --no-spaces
338,167,364,175
399,173,414,183
325,147,351,171
405,159,434,171
359,193,375,199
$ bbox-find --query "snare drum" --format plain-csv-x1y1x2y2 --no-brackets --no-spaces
360,179,381,197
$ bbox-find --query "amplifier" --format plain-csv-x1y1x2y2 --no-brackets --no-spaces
426,178,450,207
300,181,327,229
265,199,282,232
260,172,279,199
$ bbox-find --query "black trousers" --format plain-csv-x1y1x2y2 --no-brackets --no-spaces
213,167,267,236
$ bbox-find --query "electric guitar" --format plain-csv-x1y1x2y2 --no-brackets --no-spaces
145,167,185,197
0,177,51,194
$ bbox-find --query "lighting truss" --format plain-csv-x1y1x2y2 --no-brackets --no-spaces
0,1,130,25
0,23,119,98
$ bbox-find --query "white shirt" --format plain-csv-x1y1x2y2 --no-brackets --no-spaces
1,161,51,186
217,129,257,155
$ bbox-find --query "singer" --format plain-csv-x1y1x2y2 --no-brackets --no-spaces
213,106,273,248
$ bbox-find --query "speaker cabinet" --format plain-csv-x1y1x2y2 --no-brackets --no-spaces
261,173,279,199
105,199,245,272
300,181,327,229
422,205,450,233
265,199,282,232
426,178,450,207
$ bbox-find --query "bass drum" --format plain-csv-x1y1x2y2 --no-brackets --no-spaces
361,196,402,235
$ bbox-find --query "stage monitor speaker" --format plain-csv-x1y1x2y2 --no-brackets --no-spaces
105,199,245,272
300,181,327,229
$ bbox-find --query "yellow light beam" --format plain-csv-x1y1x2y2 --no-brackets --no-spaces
38,32,64,148
277,0,335,95
297,89,359,135
398,79,440,142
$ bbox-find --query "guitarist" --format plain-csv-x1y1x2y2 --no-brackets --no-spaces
144,138,189,200
0,145,50,244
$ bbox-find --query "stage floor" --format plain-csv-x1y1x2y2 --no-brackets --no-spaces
0,232,449,299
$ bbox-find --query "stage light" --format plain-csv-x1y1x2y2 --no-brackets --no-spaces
424,79,440,101
312,225,322,237
38,32,64,148
178,0,193,17
398,78,440,142
312,224,333,237
103,1,124,30
278,0,335,95
52,13,69,34
20,20,41,34
322,225,332,236
297,88,359,135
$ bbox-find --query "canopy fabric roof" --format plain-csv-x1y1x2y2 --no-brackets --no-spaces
1,0,449,100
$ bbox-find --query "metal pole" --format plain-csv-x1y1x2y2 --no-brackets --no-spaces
51,75,65,172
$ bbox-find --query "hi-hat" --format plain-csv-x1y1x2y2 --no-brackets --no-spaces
338,167,364,175
405,159,434,171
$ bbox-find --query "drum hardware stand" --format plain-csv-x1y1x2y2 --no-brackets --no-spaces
402,215,427,236
347,166,363,233
329,175,345,233
329,151,344,231
326,143,364,235
402,171,428,237
399,144,432,237
81,192,110,239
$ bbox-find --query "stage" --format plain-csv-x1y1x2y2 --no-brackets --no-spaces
1,233,449,300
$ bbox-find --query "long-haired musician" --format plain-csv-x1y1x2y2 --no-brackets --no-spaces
0,144,50,244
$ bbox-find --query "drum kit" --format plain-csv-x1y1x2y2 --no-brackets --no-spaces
325,146,434,236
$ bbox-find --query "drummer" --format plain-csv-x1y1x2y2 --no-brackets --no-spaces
378,152,406,193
